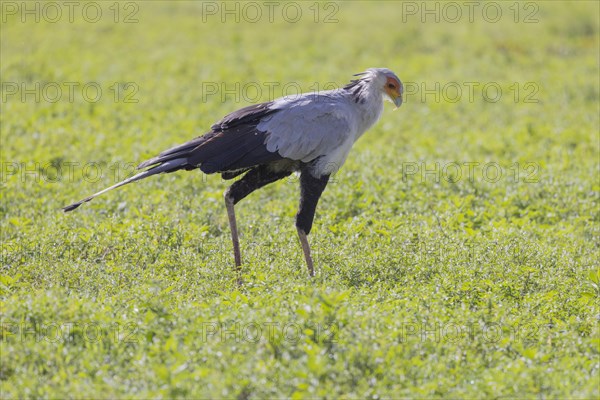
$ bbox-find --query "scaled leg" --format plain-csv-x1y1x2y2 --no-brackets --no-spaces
295,169,330,276
223,166,292,269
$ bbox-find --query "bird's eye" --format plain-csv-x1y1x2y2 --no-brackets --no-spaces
387,83,395,89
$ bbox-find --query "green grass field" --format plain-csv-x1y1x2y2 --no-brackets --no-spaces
1,1,599,397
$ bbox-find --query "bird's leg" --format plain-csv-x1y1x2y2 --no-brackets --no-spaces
296,169,330,276
223,166,293,271
224,193,242,269
297,227,314,276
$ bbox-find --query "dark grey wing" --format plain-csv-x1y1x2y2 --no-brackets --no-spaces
136,131,218,170
64,101,286,212
187,122,283,174
211,101,277,130
137,101,284,174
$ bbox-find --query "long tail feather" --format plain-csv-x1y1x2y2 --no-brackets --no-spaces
62,158,186,212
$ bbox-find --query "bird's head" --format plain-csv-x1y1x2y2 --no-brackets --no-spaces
361,68,403,109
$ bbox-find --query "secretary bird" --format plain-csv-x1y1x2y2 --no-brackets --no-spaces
63,68,403,276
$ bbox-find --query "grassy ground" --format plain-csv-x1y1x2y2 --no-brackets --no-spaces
1,1,599,398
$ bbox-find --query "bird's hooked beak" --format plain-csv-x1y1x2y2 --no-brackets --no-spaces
393,81,404,109
387,90,403,110
384,80,403,110
393,95,403,109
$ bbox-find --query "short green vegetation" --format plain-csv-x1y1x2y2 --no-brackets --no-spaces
1,1,598,398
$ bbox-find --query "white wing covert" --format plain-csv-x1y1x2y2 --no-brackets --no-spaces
258,94,355,163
